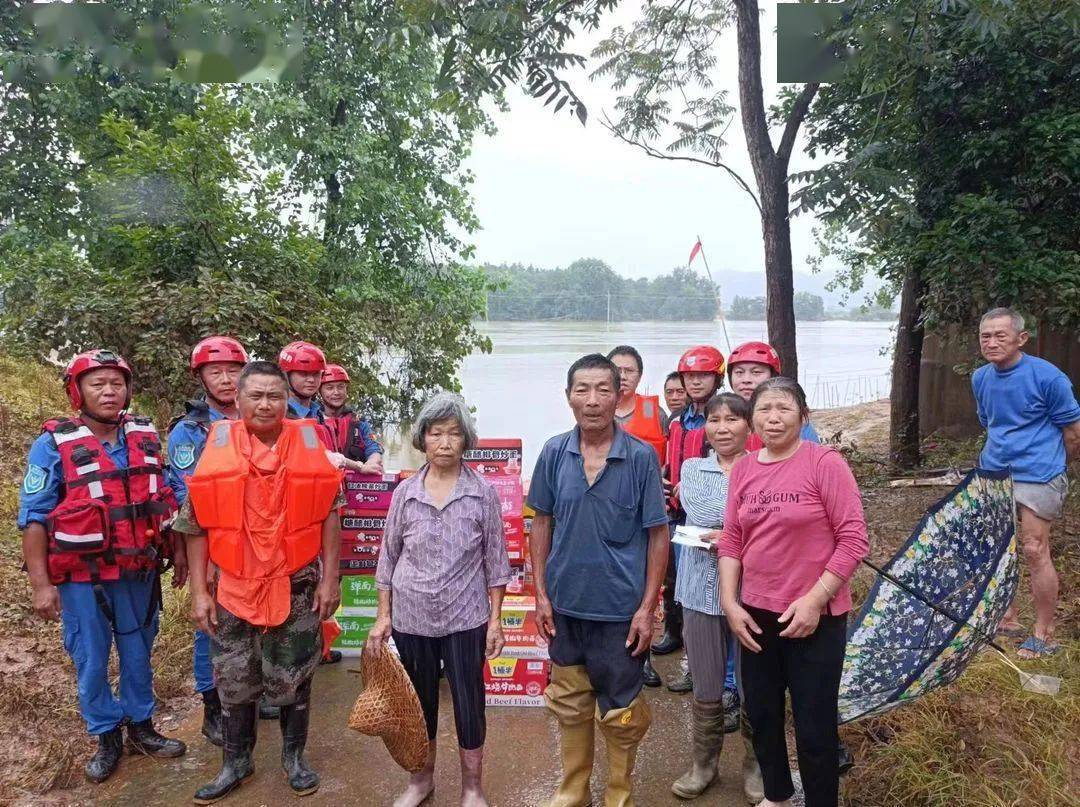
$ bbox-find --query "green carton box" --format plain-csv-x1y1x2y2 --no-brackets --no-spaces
333,609,377,649
340,576,379,608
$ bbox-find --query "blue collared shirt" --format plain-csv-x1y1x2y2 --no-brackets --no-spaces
527,425,668,621
680,403,707,431
165,403,230,506
18,427,130,529
288,396,325,422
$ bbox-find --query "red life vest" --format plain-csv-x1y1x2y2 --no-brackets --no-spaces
665,417,708,516
324,413,350,455
43,415,178,585
621,394,666,463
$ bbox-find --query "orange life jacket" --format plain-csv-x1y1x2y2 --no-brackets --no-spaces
187,418,342,626
621,394,666,463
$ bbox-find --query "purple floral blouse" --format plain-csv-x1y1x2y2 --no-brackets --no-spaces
376,463,512,637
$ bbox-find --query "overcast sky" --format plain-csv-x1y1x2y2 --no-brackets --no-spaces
466,1,840,285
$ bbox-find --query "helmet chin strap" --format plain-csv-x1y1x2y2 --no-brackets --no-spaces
81,406,125,427
203,388,235,410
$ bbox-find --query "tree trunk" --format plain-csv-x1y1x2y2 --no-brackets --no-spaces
761,174,798,379
323,98,347,248
889,266,927,468
733,0,815,380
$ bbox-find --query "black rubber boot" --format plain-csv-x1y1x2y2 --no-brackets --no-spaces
126,719,187,758
194,701,257,805
319,649,342,665
667,658,693,694
202,689,224,747
258,694,280,720
722,689,740,734
642,654,662,688
839,740,855,776
651,587,683,655
85,726,124,783
280,689,319,796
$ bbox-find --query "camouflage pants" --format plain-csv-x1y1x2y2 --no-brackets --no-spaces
210,563,321,706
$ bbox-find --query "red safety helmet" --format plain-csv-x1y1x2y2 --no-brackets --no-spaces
190,336,249,373
63,349,133,411
677,345,726,375
278,341,326,373
727,341,781,375
321,364,350,385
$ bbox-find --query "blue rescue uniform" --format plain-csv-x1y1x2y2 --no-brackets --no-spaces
18,429,159,736
166,399,230,694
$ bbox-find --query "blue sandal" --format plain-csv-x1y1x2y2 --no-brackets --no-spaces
1017,636,1060,659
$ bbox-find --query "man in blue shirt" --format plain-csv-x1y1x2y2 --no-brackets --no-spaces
166,335,248,744
528,353,670,807
19,350,186,784
973,308,1080,659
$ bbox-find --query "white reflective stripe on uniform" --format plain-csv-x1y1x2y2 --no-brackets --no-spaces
55,531,105,544
124,422,158,435
144,456,159,465
149,474,158,494
75,462,101,475
300,424,319,449
52,426,95,445
88,481,105,499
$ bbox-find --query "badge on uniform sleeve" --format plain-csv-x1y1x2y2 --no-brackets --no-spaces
22,465,47,494
172,443,197,470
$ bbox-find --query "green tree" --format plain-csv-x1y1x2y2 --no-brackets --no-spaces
729,295,766,320
592,0,820,377
793,292,825,321
796,0,1079,466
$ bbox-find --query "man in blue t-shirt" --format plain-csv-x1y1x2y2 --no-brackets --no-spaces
973,308,1080,659
528,353,670,807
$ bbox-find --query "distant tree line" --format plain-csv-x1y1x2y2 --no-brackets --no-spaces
483,259,718,321
729,293,894,322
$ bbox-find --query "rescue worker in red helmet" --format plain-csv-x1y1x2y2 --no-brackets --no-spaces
656,346,726,664
278,343,345,667
166,336,254,745
18,349,186,784
728,341,820,450
318,364,384,474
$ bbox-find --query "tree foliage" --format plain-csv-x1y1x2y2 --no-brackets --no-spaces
797,0,1080,329
484,260,718,321
0,0,620,418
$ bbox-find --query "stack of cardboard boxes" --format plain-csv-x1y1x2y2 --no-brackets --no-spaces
333,471,401,654
330,438,551,704
465,440,551,707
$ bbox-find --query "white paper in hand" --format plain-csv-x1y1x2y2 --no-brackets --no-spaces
672,525,715,550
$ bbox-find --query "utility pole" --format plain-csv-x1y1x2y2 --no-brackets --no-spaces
606,291,611,326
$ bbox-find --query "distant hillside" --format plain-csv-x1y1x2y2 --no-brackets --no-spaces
713,269,892,312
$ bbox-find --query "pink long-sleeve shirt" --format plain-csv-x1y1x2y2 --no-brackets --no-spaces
718,441,869,615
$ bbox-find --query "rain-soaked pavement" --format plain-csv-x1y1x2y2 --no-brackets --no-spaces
96,653,756,806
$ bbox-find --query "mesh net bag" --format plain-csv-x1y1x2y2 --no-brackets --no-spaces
347,643,430,772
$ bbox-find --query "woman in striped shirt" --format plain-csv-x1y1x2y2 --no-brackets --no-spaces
671,393,752,799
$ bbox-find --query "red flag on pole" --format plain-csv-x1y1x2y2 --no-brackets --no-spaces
688,239,702,265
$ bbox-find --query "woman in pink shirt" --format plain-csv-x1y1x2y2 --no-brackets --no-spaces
719,377,868,807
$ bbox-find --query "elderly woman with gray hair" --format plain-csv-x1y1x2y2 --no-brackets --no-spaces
368,392,511,807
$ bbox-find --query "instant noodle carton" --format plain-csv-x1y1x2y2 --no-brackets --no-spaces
340,575,379,608
483,657,550,707
332,608,378,655
464,439,523,476
486,474,524,517
499,595,548,659
344,471,401,511
340,511,386,576
503,515,526,563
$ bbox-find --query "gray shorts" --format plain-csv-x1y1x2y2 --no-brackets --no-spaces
1014,473,1069,521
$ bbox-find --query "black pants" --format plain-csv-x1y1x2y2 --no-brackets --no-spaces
393,623,488,750
548,611,645,716
741,606,847,807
